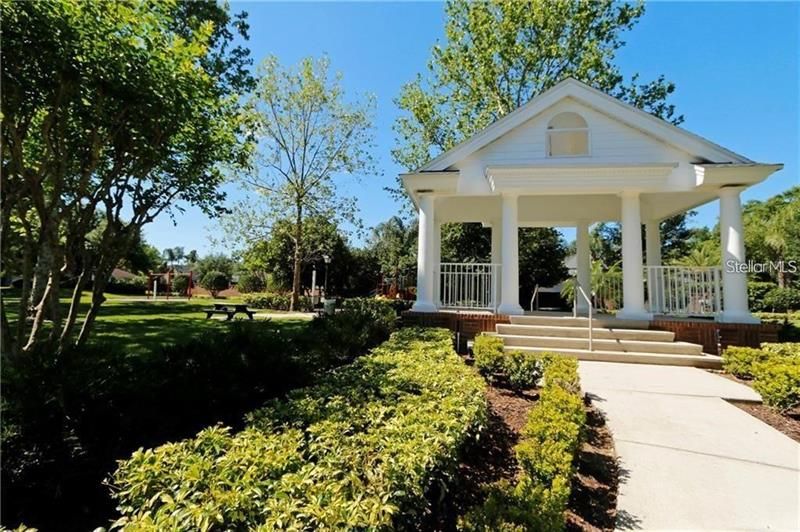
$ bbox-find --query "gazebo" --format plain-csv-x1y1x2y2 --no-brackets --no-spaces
402,78,782,325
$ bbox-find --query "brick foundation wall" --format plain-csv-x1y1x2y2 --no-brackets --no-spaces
401,311,510,353
649,319,781,356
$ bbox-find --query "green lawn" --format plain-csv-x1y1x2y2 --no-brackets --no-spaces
3,290,311,352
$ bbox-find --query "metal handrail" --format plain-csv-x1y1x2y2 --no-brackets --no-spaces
529,284,540,311
572,279,593,352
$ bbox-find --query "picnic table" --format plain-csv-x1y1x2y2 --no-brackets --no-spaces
204,303,255,320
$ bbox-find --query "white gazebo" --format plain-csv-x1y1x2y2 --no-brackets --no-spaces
402,78,782,324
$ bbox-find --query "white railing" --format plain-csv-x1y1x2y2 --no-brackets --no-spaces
645,266,722,317
572,279,594,351
439,263,500,310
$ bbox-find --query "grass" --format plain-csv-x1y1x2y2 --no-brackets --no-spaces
3,290,310,353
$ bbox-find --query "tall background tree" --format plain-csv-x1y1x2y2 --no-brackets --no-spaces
224,55,376,309
369,216,418,293
393,0,682,177
390,0,684,289
1,0,253,354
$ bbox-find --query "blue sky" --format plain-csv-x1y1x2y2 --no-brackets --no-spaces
144,1,799,256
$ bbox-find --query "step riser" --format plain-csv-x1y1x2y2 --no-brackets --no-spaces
499,335,702,355
496,324,675,342
509,315,650,329
502,346,721,369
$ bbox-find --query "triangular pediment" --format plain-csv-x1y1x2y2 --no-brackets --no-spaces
418,78,751,172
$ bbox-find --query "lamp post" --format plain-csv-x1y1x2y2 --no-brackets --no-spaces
322,254,331,298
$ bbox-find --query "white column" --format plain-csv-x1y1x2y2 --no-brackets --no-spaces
645,220,663,314
497,194,523,315
432,220,441,306
412,195,437,312
645,220,662,267
617,192,650,320
491,220,502,310
719,187,758,323
575,220,591,314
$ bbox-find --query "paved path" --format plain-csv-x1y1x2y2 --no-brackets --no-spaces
579,361,800,531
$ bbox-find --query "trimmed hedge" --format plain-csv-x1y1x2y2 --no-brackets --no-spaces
460,352,585,531
473,335,506,381
722,342,800,411
111,327,488,530
473,334,560,391
242,292,314,312
242,291,313,312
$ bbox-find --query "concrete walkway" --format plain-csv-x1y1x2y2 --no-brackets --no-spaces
579,362,800,531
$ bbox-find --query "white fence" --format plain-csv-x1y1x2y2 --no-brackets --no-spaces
439,263,500,310
645,266,722,317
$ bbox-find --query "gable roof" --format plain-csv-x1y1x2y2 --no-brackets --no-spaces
418,78,752,172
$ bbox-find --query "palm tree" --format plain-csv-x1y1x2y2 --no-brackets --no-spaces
672,241,720,267
162,248,176,269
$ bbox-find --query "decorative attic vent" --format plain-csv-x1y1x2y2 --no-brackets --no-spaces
547,112,589,157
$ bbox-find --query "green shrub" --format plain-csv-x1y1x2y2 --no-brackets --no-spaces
460,352,584,531
722,346,772,379
504,350,541,391
473,335,505,380
761,342,800,358
748,281,777,312
236,272,265,293
763,287,800,312
111,327,488,530
752,361,800,411
542,355,581,394
105,275,148,295
199,270,229,297
170,274,189,295
242,291,313,312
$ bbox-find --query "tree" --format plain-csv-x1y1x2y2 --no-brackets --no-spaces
200,271,229,298
743,186,800,286
194,253,236,280
1,0,252,354
441,223,491,262
590,223,622,267
229,55,375,310
518,228,569,302
590,212,700,267
393,0,681,192
242,216,350,293
368,216,418,291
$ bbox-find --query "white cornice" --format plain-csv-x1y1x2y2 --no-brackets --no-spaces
484,163,677,194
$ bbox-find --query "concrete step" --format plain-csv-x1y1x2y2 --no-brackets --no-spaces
502,345,722,369
496,323,676,342
498,334,703,355
509,314,651,329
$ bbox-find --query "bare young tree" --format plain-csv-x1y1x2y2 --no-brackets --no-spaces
234,55,376,309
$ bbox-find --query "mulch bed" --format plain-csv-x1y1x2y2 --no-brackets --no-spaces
729,401,800,443
425,381,619,531
710,371,800,443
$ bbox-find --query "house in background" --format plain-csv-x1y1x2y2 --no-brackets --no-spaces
401,78,783,361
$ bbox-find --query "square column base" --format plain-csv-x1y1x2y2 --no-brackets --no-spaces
497,303,524,315
720,311,760,324
616,308,653,321
411,301,438,313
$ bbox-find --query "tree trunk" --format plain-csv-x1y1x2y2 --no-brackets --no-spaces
75,273,108,348
777,267,786,288
22,272,56,352
290,202,303,311
57,267,90,353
